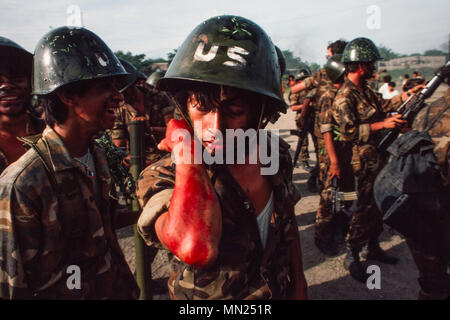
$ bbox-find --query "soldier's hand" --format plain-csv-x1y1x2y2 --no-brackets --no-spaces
157,118,193,153
330,162,341,179
383,114,407,129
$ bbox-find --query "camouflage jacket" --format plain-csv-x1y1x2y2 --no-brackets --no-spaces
412,87,450,190
304,69,333,106
0,127,139,299
0,113,45,174
109,85,175,165
135,137,304,300
317,84,339,140
332,77,403,147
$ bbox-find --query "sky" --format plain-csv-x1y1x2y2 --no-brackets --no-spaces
1,0,449,65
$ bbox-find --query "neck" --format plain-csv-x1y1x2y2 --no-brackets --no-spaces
0,112,29,136
347,72,363,88
53,121,94,158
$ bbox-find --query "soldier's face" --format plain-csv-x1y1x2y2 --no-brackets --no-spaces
71,78,124,132
187,92,252,154
361,62,376,80
0,66,30,117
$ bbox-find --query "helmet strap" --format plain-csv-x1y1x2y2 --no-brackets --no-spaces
256,100,266,131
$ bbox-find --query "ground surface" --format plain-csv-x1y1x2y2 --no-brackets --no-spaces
116,84,448,300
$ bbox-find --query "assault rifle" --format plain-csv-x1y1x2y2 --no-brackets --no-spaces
330,177,357,216
377,61,450,153
291,98,312,167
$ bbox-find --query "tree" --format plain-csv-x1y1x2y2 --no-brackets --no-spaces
423,49,447,56
167,48,178,66
377,44,403,60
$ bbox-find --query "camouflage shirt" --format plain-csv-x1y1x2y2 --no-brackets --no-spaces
0,113,45,174
332,77,403,146
317,84,339,140
0,127,139,299
109,85,175,165
135,137,304,300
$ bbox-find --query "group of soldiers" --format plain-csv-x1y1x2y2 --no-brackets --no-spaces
0,14,448,300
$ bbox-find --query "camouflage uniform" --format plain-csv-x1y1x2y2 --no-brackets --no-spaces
315,85,343,241
109,85,174,166
406,87,450,299
0,127,139,299
135,138,306,300
0,113,45,174
332,77,403,250
291,89,311,162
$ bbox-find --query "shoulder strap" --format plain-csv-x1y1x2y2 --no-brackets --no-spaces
423,104,450,132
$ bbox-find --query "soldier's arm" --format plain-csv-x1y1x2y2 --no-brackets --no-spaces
320,95,340,178
153,119,221,269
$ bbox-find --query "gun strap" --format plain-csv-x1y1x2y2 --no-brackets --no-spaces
423,104,450,133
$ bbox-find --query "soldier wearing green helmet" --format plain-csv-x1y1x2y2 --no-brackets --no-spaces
109,59,173,166
0,36,45,174
332,37,411,283
136,15,307,300
0,26,139,299
314,54,350,256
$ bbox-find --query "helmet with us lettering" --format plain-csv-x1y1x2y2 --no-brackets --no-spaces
157,15,286,118
32,26,128,95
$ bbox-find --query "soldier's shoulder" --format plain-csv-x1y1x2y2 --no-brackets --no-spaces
0,148,46,193
136,155,175,205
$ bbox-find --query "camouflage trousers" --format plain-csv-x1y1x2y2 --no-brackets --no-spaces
315,138,334,241
295,112,318,162
406,239,450,299
345,145,384,251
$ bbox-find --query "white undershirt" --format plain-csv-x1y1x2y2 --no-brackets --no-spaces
256,191,274,249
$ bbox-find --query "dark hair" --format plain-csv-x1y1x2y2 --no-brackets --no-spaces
404,74,409,79
171,82,265,129
388,81,396,87
327,40,348,55
41,80,91,126
344,62,360,74
383,75,392,83
288,74,294,80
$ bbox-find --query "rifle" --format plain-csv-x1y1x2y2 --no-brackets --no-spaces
377,61,450,153
330,177,357,216
291,98,312,167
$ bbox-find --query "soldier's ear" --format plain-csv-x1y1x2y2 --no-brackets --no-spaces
56,88,78,108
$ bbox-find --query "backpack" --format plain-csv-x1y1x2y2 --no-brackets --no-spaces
374,105,450,257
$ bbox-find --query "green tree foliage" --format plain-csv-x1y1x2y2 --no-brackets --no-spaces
281,49,321,75
377,44,403,60
423,49,447,56
114,51,168,75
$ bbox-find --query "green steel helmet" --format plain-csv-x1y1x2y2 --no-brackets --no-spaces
275,46,286,77
342,37,382,63
0,36,32,60
158,15,286,116
32,26,128,95
146,70,165,87
296,64,312,80
325,54,345,83
117,58,138,91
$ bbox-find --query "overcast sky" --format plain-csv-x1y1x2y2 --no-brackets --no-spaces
1,0,449,65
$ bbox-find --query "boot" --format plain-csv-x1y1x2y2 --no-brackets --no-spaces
344,245,369,283
301,161,312,172
315,238,339,257
367,239,399,264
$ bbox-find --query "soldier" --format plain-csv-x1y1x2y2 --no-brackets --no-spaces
0,37,44,174
332,37,410,282
290,67,314,171
135,15,307,300
314,54,348,256
110,59,174,166
0,26,139,299
406,69,450,300
290,40,348,192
